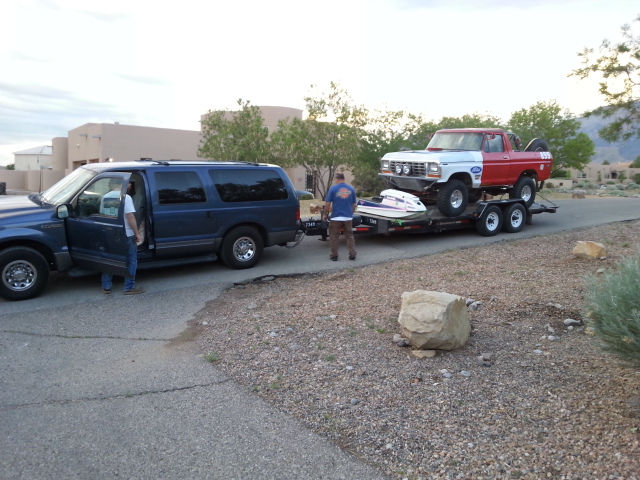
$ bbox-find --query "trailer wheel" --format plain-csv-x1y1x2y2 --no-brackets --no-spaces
0,247,50,301
509,176,536,207
476,205,503,237
436,179,468,217
502,203,526,233
220,227,264,269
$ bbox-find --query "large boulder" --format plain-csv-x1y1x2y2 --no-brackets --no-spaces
572,241,606,260
398,290,470,350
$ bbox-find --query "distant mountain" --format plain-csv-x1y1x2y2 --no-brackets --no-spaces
578,114,640,164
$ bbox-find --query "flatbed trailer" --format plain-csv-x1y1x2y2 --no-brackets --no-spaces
300,198,557,240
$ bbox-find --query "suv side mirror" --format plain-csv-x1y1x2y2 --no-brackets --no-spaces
56,204,70,219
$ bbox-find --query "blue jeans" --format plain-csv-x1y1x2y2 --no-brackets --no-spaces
101,235,137,291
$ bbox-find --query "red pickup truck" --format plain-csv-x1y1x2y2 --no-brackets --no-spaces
379,128,553,216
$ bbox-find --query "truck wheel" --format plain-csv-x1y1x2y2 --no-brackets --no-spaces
502,203,526,233
220,227,264,269
509,176,536,207
0,247,50,301
524,138,550,152
476,205,503,237
468,190,482,204
436,179,468,217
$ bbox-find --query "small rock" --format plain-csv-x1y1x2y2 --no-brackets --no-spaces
411,350,436,358
350,398,360,405
393,334,403,343
261,276,275,282
442,372,454,379
563,318,581,327
546,302,563,310
533,349,543,354
346,366,354,371
459,371,471,377
547,335,559,341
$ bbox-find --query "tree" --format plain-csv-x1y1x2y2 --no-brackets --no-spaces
507,101,595,176
270,83,367,199
5,163,15,170
199,99,270,162
602,159,611,165
571,15,640,142
354,109,423,195
631,155,640,168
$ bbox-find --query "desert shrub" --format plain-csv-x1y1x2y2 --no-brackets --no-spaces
606,180,616,185
615,184,626,190
576,181,597,190
625,182,638,190
545,182,555,189
583,251,640,367
608,190,629,197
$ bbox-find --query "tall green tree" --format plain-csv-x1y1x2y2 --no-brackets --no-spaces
270,83,367,199
507,101,594,176
571,15,640,141
354,109,423,195
199,99,270,162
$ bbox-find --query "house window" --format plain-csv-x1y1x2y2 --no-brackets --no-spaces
305,172,315,194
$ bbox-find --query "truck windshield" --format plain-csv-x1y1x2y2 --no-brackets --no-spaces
428,132,483,151
40,167,97,205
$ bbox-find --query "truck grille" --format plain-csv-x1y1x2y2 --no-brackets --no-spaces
388,161,427,177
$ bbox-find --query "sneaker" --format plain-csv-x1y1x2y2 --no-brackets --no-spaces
349,255,356,260
330,256,338,261
102,288,112,294
124,287,146,295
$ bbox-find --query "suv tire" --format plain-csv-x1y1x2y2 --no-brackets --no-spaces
221,226,264,269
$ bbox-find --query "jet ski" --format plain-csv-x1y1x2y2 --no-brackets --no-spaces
356,189,427,219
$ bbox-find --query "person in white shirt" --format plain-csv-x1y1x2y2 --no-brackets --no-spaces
99,179,145,295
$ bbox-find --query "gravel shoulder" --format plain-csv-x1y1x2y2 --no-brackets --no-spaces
196,219,640,480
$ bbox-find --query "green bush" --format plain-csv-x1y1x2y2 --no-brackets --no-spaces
583,251,640,367
625,182,638,190
545,182,555,188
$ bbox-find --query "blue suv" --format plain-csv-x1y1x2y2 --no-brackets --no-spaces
0,160,301,300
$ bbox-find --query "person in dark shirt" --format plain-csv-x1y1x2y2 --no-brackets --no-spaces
323,173,357,261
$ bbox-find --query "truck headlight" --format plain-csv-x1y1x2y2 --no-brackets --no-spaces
381,159,389,169
395,164,403,174
402,164,411,175
427,163,440,174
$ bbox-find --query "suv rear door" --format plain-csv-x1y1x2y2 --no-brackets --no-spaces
150,169,217,258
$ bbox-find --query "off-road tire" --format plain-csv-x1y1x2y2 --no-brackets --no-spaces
436,179,468,217
509,176,536,207
0,247,50,301
524,138,550,152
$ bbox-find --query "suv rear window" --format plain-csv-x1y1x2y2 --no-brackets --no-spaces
155,171,206,204
211,169,288,202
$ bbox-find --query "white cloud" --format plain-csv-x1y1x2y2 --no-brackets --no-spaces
0,0,638,165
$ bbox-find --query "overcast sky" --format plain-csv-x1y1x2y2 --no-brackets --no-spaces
1,0,638,166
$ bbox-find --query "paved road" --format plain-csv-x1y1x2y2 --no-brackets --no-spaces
1,198,639,479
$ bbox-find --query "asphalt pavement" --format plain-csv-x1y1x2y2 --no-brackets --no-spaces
2,197,640,479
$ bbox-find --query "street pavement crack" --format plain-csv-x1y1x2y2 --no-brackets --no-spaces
0,379,232,411
2,329,170,342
